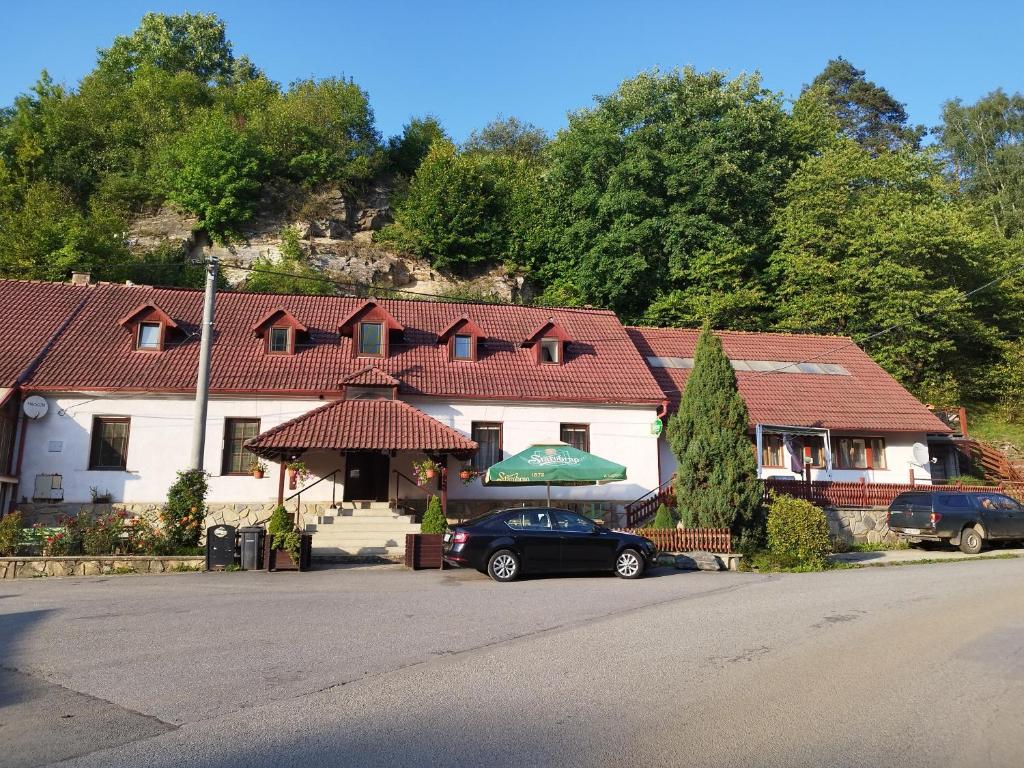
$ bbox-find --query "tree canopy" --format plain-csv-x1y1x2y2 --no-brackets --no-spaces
1,15,1023,411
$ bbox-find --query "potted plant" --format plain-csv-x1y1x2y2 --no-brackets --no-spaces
264,505,312,572
249,458,267,479
412,458,441,486
405,495,446,570
286,460,309,490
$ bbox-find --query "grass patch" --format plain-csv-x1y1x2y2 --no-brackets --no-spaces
169,562,201,572
111,566,136,575
843,539,909,553
856,552,1023,568
965,405,1024,453
739,552,849,573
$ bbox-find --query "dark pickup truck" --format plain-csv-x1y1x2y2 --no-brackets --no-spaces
887,490,1024,554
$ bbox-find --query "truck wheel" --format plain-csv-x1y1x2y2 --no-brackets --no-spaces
959,527,984,555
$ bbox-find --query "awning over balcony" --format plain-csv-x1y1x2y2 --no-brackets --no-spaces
245,399,478,458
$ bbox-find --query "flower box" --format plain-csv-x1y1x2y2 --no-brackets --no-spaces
404,533,444,570
264,533,312,572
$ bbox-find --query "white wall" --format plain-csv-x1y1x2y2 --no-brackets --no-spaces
408,398,662,505
657,431,933,486
16,393,662,507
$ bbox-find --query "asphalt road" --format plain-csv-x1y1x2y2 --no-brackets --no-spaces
2,559,1023,768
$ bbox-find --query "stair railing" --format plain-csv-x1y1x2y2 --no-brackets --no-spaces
284,469,342,531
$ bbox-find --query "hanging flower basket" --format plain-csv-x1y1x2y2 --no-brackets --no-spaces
412,458,442,486
286,461,309,490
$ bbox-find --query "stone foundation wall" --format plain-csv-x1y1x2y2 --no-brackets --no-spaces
825,506,895,544
0,556,204,579
15,501,333,530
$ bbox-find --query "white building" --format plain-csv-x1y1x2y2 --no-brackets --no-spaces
2,280,666,556
0,279,952,556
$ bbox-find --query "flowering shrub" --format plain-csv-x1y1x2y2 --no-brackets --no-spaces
81,510,129,555
162,469,209,548
0,511,22,556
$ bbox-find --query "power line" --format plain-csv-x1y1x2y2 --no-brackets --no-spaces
751,259,1024,378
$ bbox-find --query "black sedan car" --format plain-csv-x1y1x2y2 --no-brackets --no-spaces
443,507,657,582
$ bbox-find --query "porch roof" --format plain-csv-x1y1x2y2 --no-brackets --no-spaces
245,398,478,457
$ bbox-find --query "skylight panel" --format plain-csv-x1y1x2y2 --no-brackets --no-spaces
647,356,694,369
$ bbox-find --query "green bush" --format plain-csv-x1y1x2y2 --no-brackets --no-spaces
651,504,675,530
0,511,22,556
766,494,832,568
267,505,300,559
420,495,447,534
162,469,209,548
81,510,128,555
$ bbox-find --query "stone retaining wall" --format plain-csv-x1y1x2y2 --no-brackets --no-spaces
825,506,895,544
0,556,204,579
13,501,357,531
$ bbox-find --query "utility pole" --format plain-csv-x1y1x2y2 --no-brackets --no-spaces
189,254,218,470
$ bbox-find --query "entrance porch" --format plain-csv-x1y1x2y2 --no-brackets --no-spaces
245,398,477,559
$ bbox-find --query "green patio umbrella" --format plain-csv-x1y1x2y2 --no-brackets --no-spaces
483,443,627,505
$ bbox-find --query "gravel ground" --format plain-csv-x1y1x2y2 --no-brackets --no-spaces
2,560,1023,767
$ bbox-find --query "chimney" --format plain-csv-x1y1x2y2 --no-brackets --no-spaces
69,271,92,286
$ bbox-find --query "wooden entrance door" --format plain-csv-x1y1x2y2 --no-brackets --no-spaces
344,452,390,502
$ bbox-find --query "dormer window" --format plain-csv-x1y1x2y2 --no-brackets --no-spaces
453,334,473,361
438,315,484,363
137,322,162,351
523,318,570,366
339,300,403,360
268,326,292,354
118,303,177,353
539,338,561,364
358,322,384,357
252,308,306,357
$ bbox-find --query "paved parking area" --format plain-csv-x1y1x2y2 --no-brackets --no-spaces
3,560,1024,767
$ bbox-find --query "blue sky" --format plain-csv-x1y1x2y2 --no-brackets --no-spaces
4,1,1022,142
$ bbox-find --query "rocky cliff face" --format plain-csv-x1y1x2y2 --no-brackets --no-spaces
126,184,530,302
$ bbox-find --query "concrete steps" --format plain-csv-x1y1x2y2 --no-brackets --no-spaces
305,503,420,559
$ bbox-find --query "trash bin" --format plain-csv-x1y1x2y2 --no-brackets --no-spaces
206,524,237,571
239,526,265,571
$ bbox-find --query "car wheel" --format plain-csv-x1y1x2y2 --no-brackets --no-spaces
959,527,984,555
487,550,519,582
615,548,645,579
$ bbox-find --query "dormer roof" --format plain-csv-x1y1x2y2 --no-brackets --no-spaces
338,300,404,336
437,315,486,342
522,318,571,346
117,303,178,329
251,308,307,334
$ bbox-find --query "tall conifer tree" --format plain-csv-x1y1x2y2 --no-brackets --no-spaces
669,325,760,532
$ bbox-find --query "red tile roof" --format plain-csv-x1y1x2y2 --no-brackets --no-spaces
246,398,478,454
0,281,90,388
340,367,400,387
7,281,665,405
626,327,950,434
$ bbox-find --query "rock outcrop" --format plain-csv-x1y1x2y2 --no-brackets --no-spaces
126,183,530,302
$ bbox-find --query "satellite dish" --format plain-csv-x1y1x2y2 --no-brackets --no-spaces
911,442,930,466
22,396,48,420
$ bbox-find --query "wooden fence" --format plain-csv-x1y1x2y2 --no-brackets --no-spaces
763,478,1024,507
616,527,731,554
